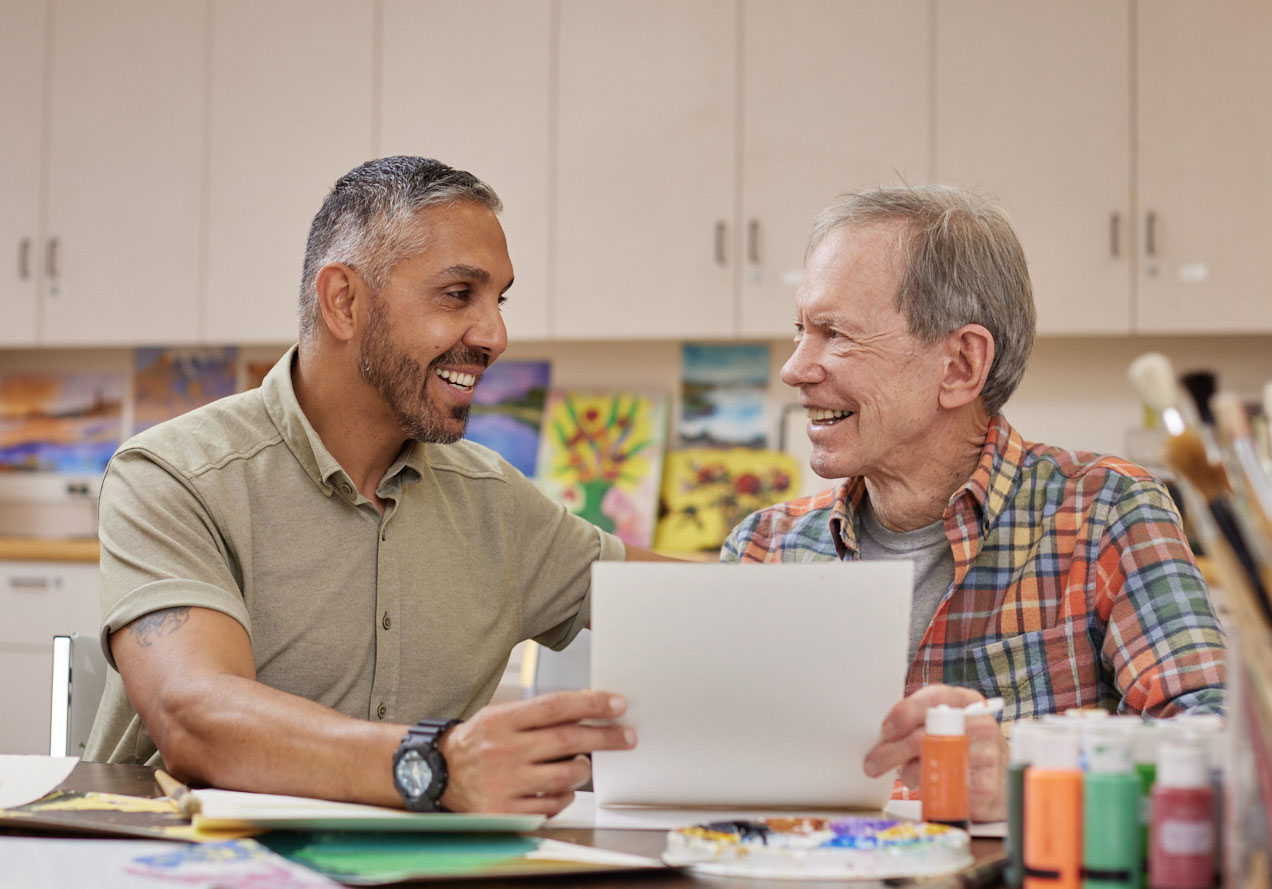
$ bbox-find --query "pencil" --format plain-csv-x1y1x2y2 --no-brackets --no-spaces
154,768,202,818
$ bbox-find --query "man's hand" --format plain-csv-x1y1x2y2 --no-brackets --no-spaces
862,684,1008,822
439,690,635,815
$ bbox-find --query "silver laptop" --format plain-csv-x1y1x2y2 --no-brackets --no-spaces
590,560,913,809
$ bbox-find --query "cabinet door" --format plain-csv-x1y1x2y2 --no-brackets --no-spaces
555,0,737,339
935,1,1133,335
42,0,206,345
1136,0,1272,333
380,0,551,341
0,0,45,346
204,1,375,345
0,561,99,755
738,0,930,338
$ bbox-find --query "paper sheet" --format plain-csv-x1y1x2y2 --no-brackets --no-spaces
0,755,78,808
551,791,1008,837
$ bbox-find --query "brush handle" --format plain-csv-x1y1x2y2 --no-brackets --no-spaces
1207,498,1272,625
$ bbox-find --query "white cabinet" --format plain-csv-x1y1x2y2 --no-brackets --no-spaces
1136,0,1272,333
554,0,738,339
738,0,930,337
41,0,206,346
0,0,45,346
934,1,1133,336
0,560,100,755
203,0,375,345
379,0,552,341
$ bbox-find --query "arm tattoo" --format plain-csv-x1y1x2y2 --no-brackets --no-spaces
128,607,191,647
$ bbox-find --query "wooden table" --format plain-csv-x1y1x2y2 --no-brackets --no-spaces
55,761,1005,888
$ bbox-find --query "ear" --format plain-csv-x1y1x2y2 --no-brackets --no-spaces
937,323,994,410
313,263,363,343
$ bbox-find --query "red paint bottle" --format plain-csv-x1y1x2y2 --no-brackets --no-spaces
1148,742,1214,889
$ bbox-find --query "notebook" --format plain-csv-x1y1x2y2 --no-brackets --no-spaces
589,560,913,809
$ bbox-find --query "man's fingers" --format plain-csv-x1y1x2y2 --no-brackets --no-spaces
863,730,921,778
523,721,635,764
500,689,627,731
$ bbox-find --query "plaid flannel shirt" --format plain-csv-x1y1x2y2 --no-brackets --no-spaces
721,414,1226,720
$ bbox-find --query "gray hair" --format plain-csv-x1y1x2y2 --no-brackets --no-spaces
807,185,1035,415
298,156,502,341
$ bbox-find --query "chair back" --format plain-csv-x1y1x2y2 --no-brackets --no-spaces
49,633,107,758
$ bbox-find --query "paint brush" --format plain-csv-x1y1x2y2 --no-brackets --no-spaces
1212,391,1272,549
154,769,201,818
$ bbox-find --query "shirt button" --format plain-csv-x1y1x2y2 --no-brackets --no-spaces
377,703,387,719
382,612,391,630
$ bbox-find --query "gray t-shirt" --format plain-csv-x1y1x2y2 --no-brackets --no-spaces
86,345,626,765
856,499,955,665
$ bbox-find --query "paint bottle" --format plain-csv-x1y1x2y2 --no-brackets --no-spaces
1148,742,1215,889
921,704,969,829
1024,728,1083,889
1082,729,1143,889
1007,720,1043,889
1132,721,1164,870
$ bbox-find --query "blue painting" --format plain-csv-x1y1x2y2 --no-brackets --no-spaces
0,372,126,473
464,361,551,477
678,343,770,449
134,347,239,433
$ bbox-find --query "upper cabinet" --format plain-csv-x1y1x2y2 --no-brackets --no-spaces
934,2,1133,336
554,0,738,340
1135,0,1272,333
0,0,44,346
380,0,552,342
42,0,206,346
739,0,930,337
203,0,375,345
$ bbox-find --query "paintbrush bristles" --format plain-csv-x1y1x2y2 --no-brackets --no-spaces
1164,429,1230,502
1128,353,1179,415
1213,392,1253,444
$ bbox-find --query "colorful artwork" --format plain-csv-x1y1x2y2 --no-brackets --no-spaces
654,447,801,552
134,347,238,433
679,343,770,448
0,372,125,472
243,355,285,391
464,360,551,477
536,390,668,547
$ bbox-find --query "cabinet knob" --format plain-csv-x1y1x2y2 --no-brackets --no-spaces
46,237,60,281
714,220,727,266
8,576,57,591
18,237,31,281
1145,211,1158,257
747,219,761,265
1109,213,1121,259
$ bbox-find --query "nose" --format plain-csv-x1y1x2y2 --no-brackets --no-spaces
465,301,508,362
780,336,823,389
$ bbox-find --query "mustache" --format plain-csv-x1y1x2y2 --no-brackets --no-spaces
427,346,490,370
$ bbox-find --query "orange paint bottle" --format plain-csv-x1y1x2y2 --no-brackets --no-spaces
1024,729,1083,889
921,704,970,828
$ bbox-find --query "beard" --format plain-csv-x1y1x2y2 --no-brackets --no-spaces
356,296,486,444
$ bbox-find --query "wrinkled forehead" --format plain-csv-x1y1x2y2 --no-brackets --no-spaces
796,222,910,319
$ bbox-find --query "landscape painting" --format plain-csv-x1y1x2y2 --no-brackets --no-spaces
464,361,551,478
678,343,770,448
0,372,126,473
133,347,239,433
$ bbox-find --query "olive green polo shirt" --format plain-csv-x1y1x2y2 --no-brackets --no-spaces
86,345,625,765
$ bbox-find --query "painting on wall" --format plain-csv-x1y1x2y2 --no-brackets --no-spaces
654,447,801,553
133,347,239,433
678,343,770,448
464,361,551,478
0,372,126,473
536,390,669,547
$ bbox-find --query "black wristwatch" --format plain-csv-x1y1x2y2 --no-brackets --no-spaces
392,718,462,812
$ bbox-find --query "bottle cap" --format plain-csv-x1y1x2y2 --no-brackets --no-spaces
925,704,965,736
1032,728,1080,771
1009,720,1043,766
1132,721,1165,765
1084,730,1134,774
1157,741,1208,789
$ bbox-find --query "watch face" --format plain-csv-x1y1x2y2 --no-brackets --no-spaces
394,749,434,799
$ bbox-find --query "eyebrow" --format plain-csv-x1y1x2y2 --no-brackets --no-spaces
439,264,490,283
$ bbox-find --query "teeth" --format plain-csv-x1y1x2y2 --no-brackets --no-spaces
806,408,853,422
435,368,476,389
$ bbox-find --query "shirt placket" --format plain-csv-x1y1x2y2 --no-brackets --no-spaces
368,498,401,724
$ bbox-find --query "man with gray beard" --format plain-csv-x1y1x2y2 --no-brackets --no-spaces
86,157,664,814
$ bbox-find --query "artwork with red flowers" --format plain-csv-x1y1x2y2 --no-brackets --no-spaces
535,390,669,547
654,448,801,552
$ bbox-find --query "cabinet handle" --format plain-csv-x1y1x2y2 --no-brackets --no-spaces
8,576,53,591
1109,213,1121,258
714,221,727,266
18,237,31,280
46,237,59,280
1145,211,1157,257
747,219,760,264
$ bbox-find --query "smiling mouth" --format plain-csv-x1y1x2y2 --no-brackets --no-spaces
434,368,477,391
806,408,854,426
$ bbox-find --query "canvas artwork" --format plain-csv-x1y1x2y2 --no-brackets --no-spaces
133,347,238,433
678,343,770,448
464,361,551,478
0,372,126,473
654,447,801,552
536,390,669,547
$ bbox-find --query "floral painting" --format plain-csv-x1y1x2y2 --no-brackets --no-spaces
133,347,238,433
464,361,551,478
0,372,126,473
654,447,801,552
536,390,669,547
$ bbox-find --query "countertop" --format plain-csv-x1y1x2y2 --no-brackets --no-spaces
0,537,99,562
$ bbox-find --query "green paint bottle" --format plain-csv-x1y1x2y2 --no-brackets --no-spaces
1083,729,1143,889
